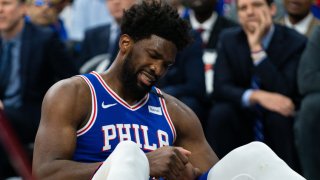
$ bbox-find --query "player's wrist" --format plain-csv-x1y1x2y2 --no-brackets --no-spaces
196,170,209,180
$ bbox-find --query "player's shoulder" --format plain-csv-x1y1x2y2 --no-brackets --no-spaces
161,92,199,125
40,76,93,129
161,92,185,112
43,76,90,106
160,91,203,140
47,76,86,94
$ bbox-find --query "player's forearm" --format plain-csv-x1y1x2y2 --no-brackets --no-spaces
33,160,101,180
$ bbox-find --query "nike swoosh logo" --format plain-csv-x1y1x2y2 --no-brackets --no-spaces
102,102,117,109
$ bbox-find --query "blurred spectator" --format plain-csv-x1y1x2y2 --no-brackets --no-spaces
295,25,320,180
207,0,306,172
311,0,320,18
26,0,82,60
27,0,70,41
68,0,112,41
78,0,137,72
0,0,77,178
276,0,320,37
176,0,237,127
59,0,72,35
220,0,286,21
183,0,237,97
273,0,287,19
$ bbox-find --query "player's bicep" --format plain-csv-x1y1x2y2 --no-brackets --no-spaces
33,79,84,170
168,97,218,172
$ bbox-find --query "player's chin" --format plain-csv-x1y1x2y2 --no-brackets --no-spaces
130,80,149,94
137,76,155,93
138,83,153,93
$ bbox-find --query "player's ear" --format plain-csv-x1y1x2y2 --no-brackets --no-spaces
119,34,133,54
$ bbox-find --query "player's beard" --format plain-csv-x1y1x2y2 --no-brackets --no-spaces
121,52,153,96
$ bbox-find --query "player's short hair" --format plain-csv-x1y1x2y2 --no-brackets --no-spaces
121,0,192,51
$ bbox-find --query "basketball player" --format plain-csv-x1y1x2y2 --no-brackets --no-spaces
32,1,305,179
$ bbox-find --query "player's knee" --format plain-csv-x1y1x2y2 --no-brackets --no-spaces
247,141,269,150
116,140,140,150
241,141,279,160
113,141,149,177
115,141,148,164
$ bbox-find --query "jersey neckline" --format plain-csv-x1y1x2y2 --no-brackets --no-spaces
91,71,149,111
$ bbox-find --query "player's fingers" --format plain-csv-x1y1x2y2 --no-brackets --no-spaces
165,166,182,180
170,151,187,176
174,147,190,165
193,167,201,177
176,147,191,157
162,147,189,179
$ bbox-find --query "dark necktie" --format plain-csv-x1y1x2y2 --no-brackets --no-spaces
252,75,265,142
196,27,205,34
196,27,206,48
0,42,14,92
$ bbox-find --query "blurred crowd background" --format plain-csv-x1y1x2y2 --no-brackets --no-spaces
0,0,319,179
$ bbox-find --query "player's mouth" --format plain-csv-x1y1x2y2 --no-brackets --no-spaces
138,71,156,87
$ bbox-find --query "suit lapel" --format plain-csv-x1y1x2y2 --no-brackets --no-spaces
306,16,320,37
207,16,221,49
266,25,287,67
20,22,31,98
235,29,253,81
97,25,110,54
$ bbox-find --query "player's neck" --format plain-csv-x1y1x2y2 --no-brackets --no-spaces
101,72,146,106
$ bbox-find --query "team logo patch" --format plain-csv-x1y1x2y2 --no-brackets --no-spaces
148,106,162,115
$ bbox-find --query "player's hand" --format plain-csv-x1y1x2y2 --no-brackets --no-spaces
250,90,295,117
146,146,191,180
176,162,201,180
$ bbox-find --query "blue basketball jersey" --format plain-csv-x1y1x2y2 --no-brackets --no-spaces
73,71,176,163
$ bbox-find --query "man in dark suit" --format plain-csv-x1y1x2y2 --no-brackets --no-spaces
183,0,237,96
206,0,306,172
181,0,237,127
275,0,320,37
79,24,118,71
0,0,77,178
78,0,137,71
295,25,320,180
